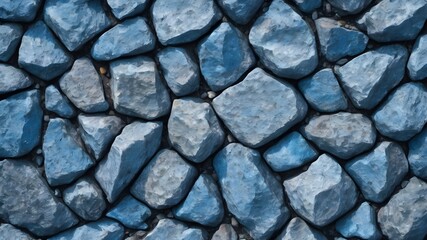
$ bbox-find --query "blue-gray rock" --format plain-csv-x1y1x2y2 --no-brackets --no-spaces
378,177,427,240
45,85,76,118
346,141,408,203
78,114,124,160
315,18,368,62
264,131,318,172
95,121,162,203
144,219,208,240
0,64,32,94
59,58,109,113
291,0,322,13
107,0,149,20
276,217,327,240
373,82,427,141
0,23,23,62
107,195,151,230
361,0,427,42
92,17,155,61
157,47,199,96
214,143,290,240
43,118,94,186
212,224,237,240
298,68,347,112
0,160,78,237
283,154,358,226
110,56,171,119
408,129,427,180
407,34,427,81
131,149,198,209
63,177,106,221
212,68,307,148
336,45,408,110
0,90,42,158
336,202,381,240
49,219,124,240
0,224,33,240
302,112,376,159
151,0,222,45
44,0,112,51
18,21,73,81
217,0,263,25
327,0,372,15
0,0,41,22
198,22,255,91
249,0,318,79
168,98,225,163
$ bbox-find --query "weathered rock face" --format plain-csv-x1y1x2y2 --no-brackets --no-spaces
0,223,34,240
409,129,427,180
291,0,322,13
106,195,151,230
49,219,125,240
0,0,41,22
327,0,372,15
276,217,327,240
211,224,237,240
45,85,76,118
0,23,23,62
407,34,427,81
217,0,264,24
144,219,208,240
106,0,149,20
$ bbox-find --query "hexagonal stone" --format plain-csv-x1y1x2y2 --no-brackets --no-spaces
407,34,427,81
144,219,208,240
107,0,149,20
49,219,124,240
151,0,222,45
0,23,23,62
106,195,151,230
291,0,322,13
249,0,318,79
212,68,307,148
131,149,198,209
276,217,327,240
0,0,42,22
0,64,32,94
217,0,263,25
214,143,290,239
0,224,34,240
212,224,237,240
283,154,358,226
45,85,76,118
327,0,372,15
302,112,376,159
409,129,427,180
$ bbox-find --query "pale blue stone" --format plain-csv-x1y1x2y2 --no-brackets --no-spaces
407,34,427,81
107,0,149,20
408,129,427,180
0,23,23,62
49,219,124,240
0,0,41,22
212,224,237,240
327,0,372,15
45,85,76,118
217,0,264,24
276,217,327,240
144,219,208,240
0,224,34,240
292,0,322,13
106,195,151,230
0,64,32,94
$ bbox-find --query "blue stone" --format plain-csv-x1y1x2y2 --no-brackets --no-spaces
0,90,42,158
212,224,237,240
315,18,368,62
407,34,427,81
0,224,33,240
43,118,94,186
336,45,408,110
49,219,124,240
144,219,208,240
276,217,327,240
107,0,149,20
249,0,318,79
106,195,151,230
18,21,73,81
373,82,427,141
0,0,42,22
264,131,318,172
217,0,264,25
0,64,32,94
198,22,255,91
327,0,372,15
408,129,427,180
291,0,322,13
0,23,23,62
91,17,155,61
45,85,76,118
157,47,200,96
298,68,347,112
214,143,290,239
43,0,112,51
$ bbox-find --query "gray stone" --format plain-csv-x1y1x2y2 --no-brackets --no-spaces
212,68,307,148
107,0,149,20
291,0,322,13
249,0,318,79
0,0,41,22
0,64,32,94
168,98,225,163
409,129,427,180
327,0,372,15
95,121,162,203
110,56,171,119
0,224,33,240
0,160,78,237
49,219,124,240
212,224,237,240
45,85,76,118
283,154,358,226
276,217,327,240
407,34,427,81
213,143,290,240
131,149,198,209
0,23,23,62
144,219,207,240
106,195,151,230
217,0,264,24
302,112,376,159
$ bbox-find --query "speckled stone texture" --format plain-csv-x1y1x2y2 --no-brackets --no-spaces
407,34,427,80
49,219,125,240
0,224,34,240
106,195,151,230
327,0,372,15
0,0,41,22
107,0,149,20
144,219,208,240
408,129,427,180
0,23,23,62
0,64,32,95
45,85,76,118
276,217,327,240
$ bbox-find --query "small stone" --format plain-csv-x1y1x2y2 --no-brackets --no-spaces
207,91,217,99
231,217,239,228
407,34,427,81
212,224,237,240
291,0,322,13
44,115,50,122
249,0,318,79
0,64,32,94
106,195,151,230
0,23,23,61
327,0,372,15
217,0,264,25
283,154,358,226
312,11,318,20
125,231,146,240
0,0,41,22
100,67,107,75
35,156,43,166
49,219,124,240
107,0,149,20
131,149,198,209
45,85,76,118
408,129,427,180
0,224,34,240
276,217,327,240
54,189,61,197
144,219,207,240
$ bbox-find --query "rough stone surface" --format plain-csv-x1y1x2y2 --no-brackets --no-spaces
327,0,372,15
107,0,149,20
276,217,327,240
211,224,237,240
45,85,76,118
291,0,322,13
0,224,34,240
408,129,427,180
0,0,41,22
283,154,358,226
407,34,427,81
249,0,318,79
0,23,23,62
106,195,151,230
0,64,32,94
213,143,290,240
50,219,125,240
212,68,307,148
217,0,264,24
95,121,162,203
144,219,207,240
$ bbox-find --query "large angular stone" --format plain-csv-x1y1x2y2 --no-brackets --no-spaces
107,0,149,20
168,98,225,163
151,0,222,45
18,21,72,81
0,224,34,240
327,0,372,15
249,0,318,79
0,64,32,94
283,154,358,226
106,195,151,230
131,149,198,209
213,143,290,240
0,23,23,62
45,85,76,118
373,82,427,141
95,121,162,203
144,219,208,240
378,177,427,240
212,68,307,148
407,34,427,81
0,160,78,237
0,90,42,158
302,112,376,159
217,0,264,24
110,56,171,119
0,0,41,22
276,217,327,240
212,224,237,240
198,22,255,91
291,0,322,13
49,219,124,240
43,0,112,51
408,129,427,180
336,45,408,109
